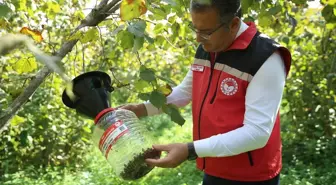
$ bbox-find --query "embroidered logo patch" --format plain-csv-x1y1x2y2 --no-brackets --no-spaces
221,78,238,96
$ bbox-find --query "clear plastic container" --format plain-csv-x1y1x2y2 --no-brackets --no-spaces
92,108,159,180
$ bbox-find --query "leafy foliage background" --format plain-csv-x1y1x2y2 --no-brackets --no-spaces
0,0,335,184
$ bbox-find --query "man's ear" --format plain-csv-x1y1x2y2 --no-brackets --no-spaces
230,17,241,33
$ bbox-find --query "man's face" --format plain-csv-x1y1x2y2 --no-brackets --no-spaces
191,8,237,52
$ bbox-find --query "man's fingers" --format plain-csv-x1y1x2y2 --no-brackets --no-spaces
145,156,173,168
152,144,170,152
115,104,126,109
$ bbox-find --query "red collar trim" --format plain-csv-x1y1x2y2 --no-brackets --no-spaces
225,22,257,51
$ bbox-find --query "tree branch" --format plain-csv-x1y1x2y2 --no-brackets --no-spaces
0,0,121,132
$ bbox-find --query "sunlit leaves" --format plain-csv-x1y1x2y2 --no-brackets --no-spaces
291,0,307,6
0,19,9,29
153,23,165,34
20,27,43,42
128,20,147,37
0,4,12,18
268,4,283,16
68,31,83,41
47,1,61,13
118,30,134,49
82,126,91,133
120,0,147,21
127,20,150,51
10,115,26,126
133,36,145,52
12,0,27,11
81,28,99,43
157,84,172,97
144,34,154,44
116,21,148,51
321,0,336,6
322,5,336,24
241,0,253,14
149,7,167,20
134,79,151,91
42,1,61,19
258,11,275,27
162,0,178,6
14,58,38,74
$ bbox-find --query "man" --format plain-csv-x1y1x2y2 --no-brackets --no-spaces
120,0,291,184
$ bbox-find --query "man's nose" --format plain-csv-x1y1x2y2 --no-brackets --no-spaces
195,33,204,43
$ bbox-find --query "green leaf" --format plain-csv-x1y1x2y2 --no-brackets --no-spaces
144,34,154,44
111,24,125,36
162,0,177,6
10,115,26,126
128,20,146,37
68,31,83,41
282,36,290,45
153,23,165,34
82,126,91,133
118,30,134,49
134,80,151,91
133,36,145,52
149,90,166,108
140,66,156,82
149,7,167,20
13,0,27,11
321,0,336,5
268,5,282,15
80,28,99,43
0,4,12,18
241,0,253,14
162,104,171,114
291,0,306,6
157,75,177,86
258,15,273,27
14,58,38,74
162,104,185,126
81,137,90,143
326,23,336,30
322,5,336,23
19,130,28,146
48,2,61,13
170,106,185,126
138,93,150,101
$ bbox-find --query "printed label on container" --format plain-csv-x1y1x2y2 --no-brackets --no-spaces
98,120,129,158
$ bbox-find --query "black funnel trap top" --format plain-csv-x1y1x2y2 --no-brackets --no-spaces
62,71,114,119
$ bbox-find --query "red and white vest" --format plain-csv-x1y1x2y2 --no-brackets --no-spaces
191,22,292,181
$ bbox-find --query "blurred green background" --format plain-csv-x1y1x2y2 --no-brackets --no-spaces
0,0,335,184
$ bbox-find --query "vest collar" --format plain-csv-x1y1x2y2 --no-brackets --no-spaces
210,22,258,62
226,22,257,51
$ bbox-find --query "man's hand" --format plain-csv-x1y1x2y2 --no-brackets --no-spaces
145,143,188,168
117,103,147,118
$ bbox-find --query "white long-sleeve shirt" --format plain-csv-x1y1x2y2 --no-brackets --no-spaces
144,21,287,158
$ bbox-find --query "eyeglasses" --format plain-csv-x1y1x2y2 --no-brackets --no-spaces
188,21,227,40
188,5,241,40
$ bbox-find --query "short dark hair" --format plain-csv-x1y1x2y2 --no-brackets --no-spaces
190,0,242,23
